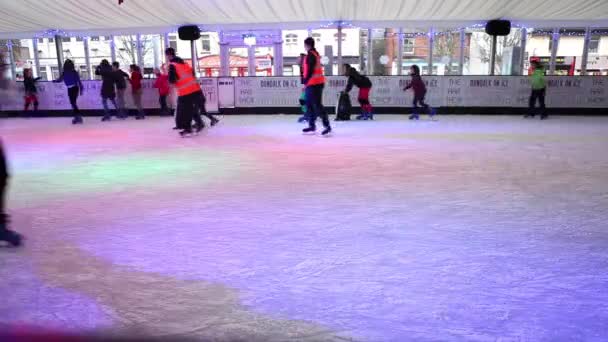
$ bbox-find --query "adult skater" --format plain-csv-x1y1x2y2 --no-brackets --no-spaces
54,59,84,124
302,37,331,135
95,59,119,121
342,64,373,120
0,140,22,247
526,61,548,120
22,68,41,116
112,62,130,119
165,47,205,136
403,65,433,120
199,91,220,127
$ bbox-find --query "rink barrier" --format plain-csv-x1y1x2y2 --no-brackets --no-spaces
1,76,606,116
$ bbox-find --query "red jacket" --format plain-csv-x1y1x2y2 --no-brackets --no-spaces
130,71,142,92
153,74,170,96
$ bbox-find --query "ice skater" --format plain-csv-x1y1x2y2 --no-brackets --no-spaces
95,59,119,121
22,68,41,116
129,64,145,120
199,91,220,127
112,62,130,119
53,59,84,124
403,65,434,120
526,61,548,120
153,67,171,116
165,47,204,136
0,140,22,247
343,64,373,120
297,53,309,123
302,37,331,135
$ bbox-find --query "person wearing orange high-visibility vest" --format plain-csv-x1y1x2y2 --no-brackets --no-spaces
302,37,332,136
165,48,205,136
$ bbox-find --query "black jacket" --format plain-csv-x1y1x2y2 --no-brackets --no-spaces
345,69,372,92
114,69,130,90
24,76,41,93
95,64,115,97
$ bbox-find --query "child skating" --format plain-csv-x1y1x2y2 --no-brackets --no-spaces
53,59,84,124
343,64,373,120
403,65,435,120
22,68,41,117
526,61,548,120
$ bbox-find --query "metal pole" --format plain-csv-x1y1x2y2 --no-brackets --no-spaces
32,38,41,78
6,40,16,80
367,28,373,75
549,28,559,75
273,39,283,76
428,28,434,75
489,35,497,75
458,28,465,75
580,27,591,75
337,25,343,72
110,35,116,62
152,35,160,68
190,40,197,77
397,28,404,75
519,28,527,75
83,36,91,79
248,45,256,76
163,33,170,63
54,35,64,75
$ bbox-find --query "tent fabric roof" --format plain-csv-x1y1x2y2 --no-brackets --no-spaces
1,0,608,38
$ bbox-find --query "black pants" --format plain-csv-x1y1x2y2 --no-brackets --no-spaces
0,144,7,225
199,94,217,121
413,94,430,114
68,86,81,116
176,91,203,130
306,84,330,129
529,88,546,116
159,95,168,113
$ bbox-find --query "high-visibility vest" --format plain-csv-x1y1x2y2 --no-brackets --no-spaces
171,62,200,96
303,50,325,86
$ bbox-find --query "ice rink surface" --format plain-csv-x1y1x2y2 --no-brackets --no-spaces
1,115,607,341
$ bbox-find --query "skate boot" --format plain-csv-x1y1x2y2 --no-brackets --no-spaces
194,123,205,133
321,127,332,136
297,116,308,123
366,112,374,120
429,108,436,118
0,216,22,247
302,126,316,134
101,115,111,122
409,114,419,120
210,117,220,127
179,129,193,137
356,114,365,120
135,115,145,120
540,114,548,120
72,116,83,125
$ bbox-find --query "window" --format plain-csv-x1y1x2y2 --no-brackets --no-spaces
403,38,415,54
589,37,600,54
62,37,71,43
103,36,111,41
79,65,88,79
334,32,347,42
201,34,211,52
76,37,83,42
50,66,60,80
48,38,54,43
91,36,100,41
169,35,178,51
38,38,44,43
285,33,298,46
312,33,321,43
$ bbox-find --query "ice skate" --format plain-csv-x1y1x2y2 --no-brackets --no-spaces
409,114,419,120
210,118,220,127
302,126,316,134
355,114,365,120
101,115,111,122
540,114,548,120
321,127,332,136
135,115,146,120
179,129,193,137
194,123,205,133
0,218,22,247
297,116,308,123
71,116,83,125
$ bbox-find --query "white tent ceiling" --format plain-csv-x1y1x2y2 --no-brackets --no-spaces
1,0,608,38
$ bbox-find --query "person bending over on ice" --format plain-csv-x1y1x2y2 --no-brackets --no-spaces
302,37,331,135
165,47,205,136
403,65,434,120
343,64,373,120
